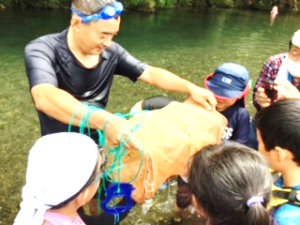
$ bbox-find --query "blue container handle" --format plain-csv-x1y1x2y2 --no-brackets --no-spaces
101,183,135,215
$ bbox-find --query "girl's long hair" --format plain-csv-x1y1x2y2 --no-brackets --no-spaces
187,143,272,225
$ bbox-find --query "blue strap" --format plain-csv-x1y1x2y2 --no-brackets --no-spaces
288,72,294,83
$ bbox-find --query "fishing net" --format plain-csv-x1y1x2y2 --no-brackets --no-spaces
105,101,227,204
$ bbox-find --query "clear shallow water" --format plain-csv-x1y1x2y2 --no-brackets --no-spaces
1,7,300,225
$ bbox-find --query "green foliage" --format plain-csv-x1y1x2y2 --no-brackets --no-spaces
124,0,176,10
5,0,71,8
155,0,177,8
190,0,209,8
231,0,246,8
124,0,156,11
2,0,298,14
176,0,190,6
124,0,144,7
244,0,270,10
210,0,234,8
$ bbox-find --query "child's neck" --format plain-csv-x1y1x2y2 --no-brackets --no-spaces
48,206,78,219
281,163,300,187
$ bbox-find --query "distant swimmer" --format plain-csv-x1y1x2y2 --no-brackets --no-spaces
270,0,280,26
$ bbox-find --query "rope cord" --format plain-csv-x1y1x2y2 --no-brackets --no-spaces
69,104,150,216
100,112,149,184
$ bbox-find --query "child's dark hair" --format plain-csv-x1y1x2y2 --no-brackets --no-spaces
188,143,272,225
256,99,300,166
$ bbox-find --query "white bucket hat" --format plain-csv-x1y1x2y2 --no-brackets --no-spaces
292,29,300,48
13,132,98,225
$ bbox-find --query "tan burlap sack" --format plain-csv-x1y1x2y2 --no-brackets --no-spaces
105,100,227,204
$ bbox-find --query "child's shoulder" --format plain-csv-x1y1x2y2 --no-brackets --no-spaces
236,106,249,114
228,104,250,118
272,203,300,225
271,177,300,225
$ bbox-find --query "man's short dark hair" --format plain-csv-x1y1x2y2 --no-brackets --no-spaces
256,99,300,165
72,0,115,15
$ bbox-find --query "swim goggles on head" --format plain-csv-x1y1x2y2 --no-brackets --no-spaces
70,1,124,23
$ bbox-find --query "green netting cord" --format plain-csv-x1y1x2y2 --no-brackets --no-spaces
99,112,149,184
96,111,149,217
68,104,150,217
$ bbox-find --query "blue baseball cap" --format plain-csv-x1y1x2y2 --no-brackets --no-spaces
204,63,249,100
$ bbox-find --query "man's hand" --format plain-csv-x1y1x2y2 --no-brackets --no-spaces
31,84,139,151
255,87,271,109
103,115,139,151
189,85,217,111
275,79,300,100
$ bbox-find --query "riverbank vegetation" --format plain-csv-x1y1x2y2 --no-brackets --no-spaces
0,0,299,12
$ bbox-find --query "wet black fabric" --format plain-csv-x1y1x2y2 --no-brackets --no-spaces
142,96,174,110
25,29,148,140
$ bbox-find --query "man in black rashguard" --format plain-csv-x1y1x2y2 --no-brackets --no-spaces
23,1,216,224
25,0,216,149
26,29,148,142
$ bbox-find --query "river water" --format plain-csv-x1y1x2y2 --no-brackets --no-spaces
0,7,300,225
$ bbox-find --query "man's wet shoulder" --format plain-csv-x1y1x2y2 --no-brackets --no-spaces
103,41,127,59
25,30,66,51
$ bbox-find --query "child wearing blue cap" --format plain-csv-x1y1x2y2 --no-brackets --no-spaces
174,63,252,221
130,63,252,221
204,62,251,146
131,62,251,146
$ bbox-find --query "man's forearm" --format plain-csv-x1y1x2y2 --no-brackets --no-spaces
138,66,196,94
31,84,112,130
139,66,217,110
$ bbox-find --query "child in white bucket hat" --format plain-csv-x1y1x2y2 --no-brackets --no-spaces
13,132,105,225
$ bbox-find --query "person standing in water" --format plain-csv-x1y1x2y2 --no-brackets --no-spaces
24,0,216,149
270,0,280,26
